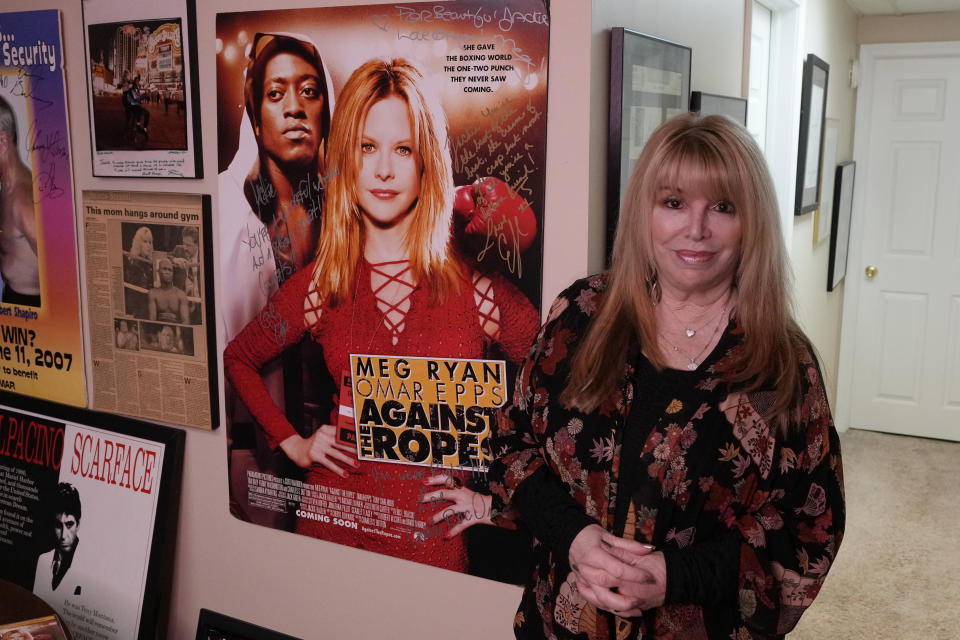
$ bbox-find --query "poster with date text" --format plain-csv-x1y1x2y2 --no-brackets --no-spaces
0,10,85,407
216,1,548,583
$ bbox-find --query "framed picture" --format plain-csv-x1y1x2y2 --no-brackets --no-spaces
0,393,185,640
0,10,86,407
795,54,829,215
827,162,855,291
82,0,203,178
814,118,840,246
689,91,747,125
607,28,691,258
0,616,70,640
81,191,219,430
196,609,302,640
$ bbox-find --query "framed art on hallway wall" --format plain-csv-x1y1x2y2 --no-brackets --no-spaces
606,28,691,259
0,9,86,407
795,53,829,215
828,161,855,291
81,190,218,430
689,91,747,125
81,0,203,178
195,609,302,640
0,394,185,640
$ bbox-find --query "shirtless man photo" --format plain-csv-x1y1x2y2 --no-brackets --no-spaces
0,96,40,307
148,257,188,323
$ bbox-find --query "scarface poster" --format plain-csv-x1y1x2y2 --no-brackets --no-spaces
217,1,549,582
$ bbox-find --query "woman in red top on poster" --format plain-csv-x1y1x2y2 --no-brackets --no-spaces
224,57,539,572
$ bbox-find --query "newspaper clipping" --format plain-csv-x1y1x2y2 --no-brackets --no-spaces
82,191,212,429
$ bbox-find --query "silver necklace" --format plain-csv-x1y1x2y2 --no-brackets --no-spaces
658,303,728,370
660,295,729,339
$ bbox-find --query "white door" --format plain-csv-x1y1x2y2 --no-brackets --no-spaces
840,42,960,440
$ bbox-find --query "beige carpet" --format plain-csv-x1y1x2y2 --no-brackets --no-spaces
790,428,960,639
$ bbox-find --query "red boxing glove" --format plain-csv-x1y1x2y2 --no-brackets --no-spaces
453,176,538,255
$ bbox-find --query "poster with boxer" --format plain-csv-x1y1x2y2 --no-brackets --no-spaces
217,1,549,582
0,10,85,407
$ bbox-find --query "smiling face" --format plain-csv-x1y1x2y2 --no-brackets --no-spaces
650,182,742,299
258,52,324,171
356,96,422,229
54,512,79,554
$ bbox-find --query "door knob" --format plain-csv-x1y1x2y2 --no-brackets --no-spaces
865,265,878,279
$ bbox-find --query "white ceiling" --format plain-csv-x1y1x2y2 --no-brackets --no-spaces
846,0,960,15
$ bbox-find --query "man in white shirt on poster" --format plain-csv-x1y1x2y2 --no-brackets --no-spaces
34,483,86,600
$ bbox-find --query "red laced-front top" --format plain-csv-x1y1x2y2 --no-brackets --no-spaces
228,257,537,451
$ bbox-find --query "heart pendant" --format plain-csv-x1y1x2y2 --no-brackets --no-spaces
685,329,695,338
686,362,697,370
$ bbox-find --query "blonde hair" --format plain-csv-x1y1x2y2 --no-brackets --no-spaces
130,226,153,259
563,113,803,431
312,57,460,305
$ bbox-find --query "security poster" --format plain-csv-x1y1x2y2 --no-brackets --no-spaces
0,10,85,406
217,0,548,582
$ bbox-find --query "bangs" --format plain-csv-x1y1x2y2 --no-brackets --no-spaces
653,135,745,204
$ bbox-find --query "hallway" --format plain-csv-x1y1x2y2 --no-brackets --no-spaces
793,429,960,639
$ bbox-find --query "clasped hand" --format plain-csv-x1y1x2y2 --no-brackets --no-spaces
568,524,666,617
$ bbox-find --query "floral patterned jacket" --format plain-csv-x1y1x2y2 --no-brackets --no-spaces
488,275,845,640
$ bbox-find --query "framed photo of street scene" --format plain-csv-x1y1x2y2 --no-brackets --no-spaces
607,28,691,260
795,53,829,215
195,609,302,640
0,394,185,640
81,0,202,178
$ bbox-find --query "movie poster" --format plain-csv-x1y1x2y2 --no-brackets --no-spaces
217,1,549,582
82,190,217,430
81,0,202,178
0,10,85,407
0,401,182,640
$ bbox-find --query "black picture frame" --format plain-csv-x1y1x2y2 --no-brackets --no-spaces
196,609,303,640
80,191,219,430
689,91,747,126
827,161,856,291
795,54,829,215
607,27,691,260
82,0,203,178
0,392,185,640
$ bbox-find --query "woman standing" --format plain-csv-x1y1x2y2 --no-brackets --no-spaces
224,58,539,571
488,113,844,639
